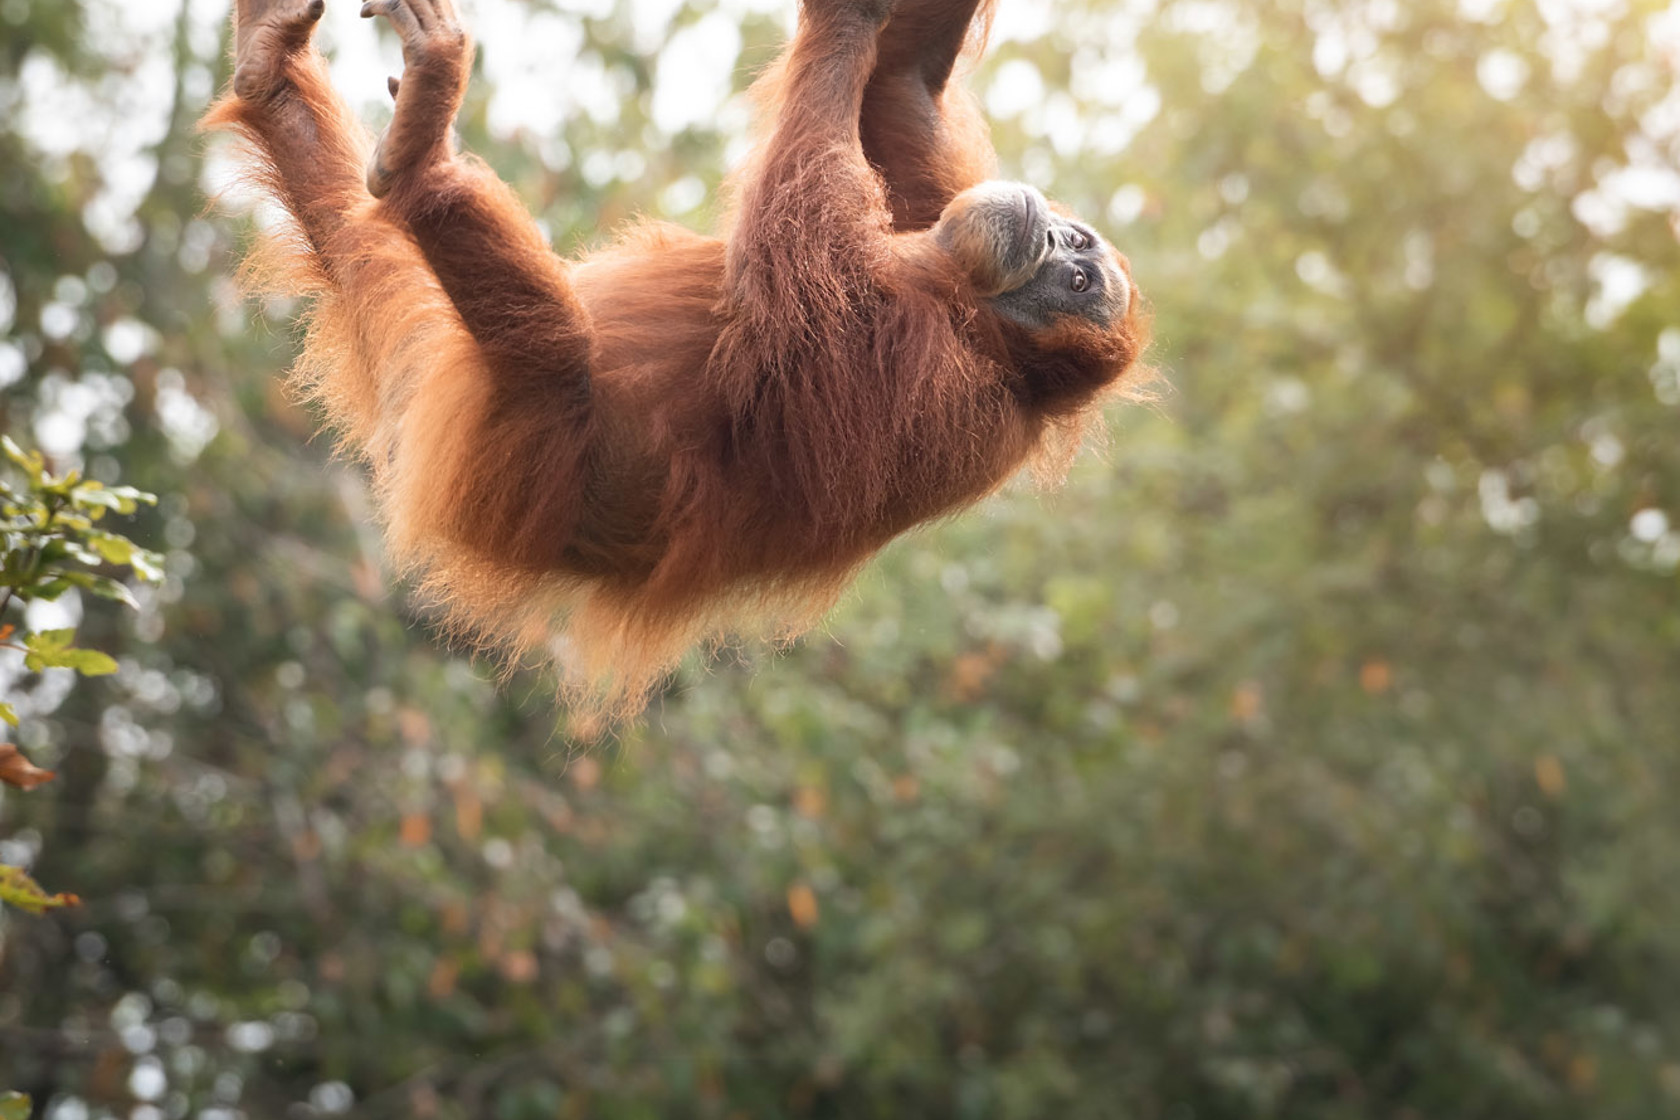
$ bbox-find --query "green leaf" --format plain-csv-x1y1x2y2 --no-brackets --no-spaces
22,629,74,670
38,478,80,502
72,482,119,507
106,485,157,508
29,578,72,602
1,436,43,483
49,512,93,534
0,866,80,915
129,548,166,583
0,1091,32,1120
23,629,119,676
0,701,16,728
72,650,119,675
86,530,136,566
73,482,152,516
61,540,102,566
62,572,140,609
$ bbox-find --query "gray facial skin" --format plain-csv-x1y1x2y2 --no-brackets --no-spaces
991,184,1130,329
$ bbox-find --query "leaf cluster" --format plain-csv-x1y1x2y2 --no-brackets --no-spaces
1,436,161,916
0,436,163,717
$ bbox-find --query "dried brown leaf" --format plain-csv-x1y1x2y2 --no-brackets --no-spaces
0,743,55,790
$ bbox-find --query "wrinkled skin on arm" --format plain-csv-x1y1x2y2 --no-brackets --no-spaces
203,0,1150,726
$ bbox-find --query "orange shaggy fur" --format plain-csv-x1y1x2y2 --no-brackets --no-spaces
202,0,1150,722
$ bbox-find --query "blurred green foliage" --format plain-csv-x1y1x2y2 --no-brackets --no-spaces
1,0,1678,1118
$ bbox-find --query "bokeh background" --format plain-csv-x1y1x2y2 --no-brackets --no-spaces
3,0,1679,1116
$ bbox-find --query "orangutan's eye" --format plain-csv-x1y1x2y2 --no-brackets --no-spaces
1069,229,1092,250
1071,269,1089,293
